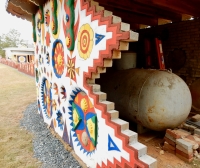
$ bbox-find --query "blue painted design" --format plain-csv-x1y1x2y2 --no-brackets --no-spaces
52,39,64,78
76,88,81,92
95,33,105,45
56,110,64,130
85,112,96,120
66,14,69,22
68,107,72,111
41,78,52,119
71,95,75,100
72,90,77,95
69,100,73,105
85,113,97,147
72,102,84,130
108,134,120,152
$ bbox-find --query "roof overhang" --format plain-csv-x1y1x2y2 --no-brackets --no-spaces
5,0,200,30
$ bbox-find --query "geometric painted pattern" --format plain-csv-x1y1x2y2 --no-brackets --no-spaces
108,134,120,152
69,88,98,155
95,33,105,45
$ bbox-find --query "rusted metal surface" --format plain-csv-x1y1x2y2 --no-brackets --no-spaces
98,69,192,131
190,79,200,112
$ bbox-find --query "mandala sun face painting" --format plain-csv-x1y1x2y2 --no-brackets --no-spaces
77,24,94,60
42,79,52,118
52,40,65,78
70,90,98,153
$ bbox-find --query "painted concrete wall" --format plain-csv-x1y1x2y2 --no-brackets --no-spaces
33,0,156,167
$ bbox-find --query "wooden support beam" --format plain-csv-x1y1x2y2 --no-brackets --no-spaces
138,0,200,17
104,6,158,26
7,2,32,21
29,0,46,6
96,0,182,22
10,0,38,14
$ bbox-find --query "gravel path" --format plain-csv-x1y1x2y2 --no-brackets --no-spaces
20,102,82,168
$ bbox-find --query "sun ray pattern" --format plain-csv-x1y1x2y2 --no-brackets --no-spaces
52,40,65,78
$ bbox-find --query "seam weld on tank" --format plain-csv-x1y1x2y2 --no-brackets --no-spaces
98,69,192,131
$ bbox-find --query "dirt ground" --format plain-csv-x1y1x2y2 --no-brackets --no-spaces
0,63,41,168
138,130,200,168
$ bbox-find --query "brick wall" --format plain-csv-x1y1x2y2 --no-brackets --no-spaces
135,18,200,85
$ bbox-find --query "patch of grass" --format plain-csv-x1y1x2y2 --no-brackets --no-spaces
0,63,41,168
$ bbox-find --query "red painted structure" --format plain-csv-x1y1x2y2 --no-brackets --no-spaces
0,58,35,77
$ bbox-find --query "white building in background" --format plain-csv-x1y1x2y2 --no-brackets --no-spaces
3,47,34,63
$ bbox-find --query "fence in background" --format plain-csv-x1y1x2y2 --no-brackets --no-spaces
0,58,35,77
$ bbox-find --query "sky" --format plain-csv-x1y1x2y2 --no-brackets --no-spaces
0,0,33,43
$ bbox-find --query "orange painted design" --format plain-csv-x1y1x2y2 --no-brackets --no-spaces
53,118,57,127
66,56,77,83
73,92,96,152
54,42,64,75
46,31,51,47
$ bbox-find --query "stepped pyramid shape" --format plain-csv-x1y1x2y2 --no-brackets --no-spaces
34,0,157,167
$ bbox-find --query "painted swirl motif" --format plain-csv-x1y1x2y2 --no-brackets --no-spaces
64,0,75,51
32,14,37,42
51,0,58,35
39,6,44,24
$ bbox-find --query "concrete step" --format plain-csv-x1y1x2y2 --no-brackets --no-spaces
139,154,157,168
111,118,129,131
94,91,107,102
112,50,121,59
121,22,130,32
103,59,112,67
104,10,113,17
101,101,114,111
122,30,139,42
107,110,119,119
97,67,106,73
129,142,147,158
91,72,100,79
96,5,104,12
119,41,129,50
89,84,100,92
86,78,95,84
122,129,138,144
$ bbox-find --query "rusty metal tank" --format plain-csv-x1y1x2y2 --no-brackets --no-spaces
97,69,192,131
190,79,200,112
